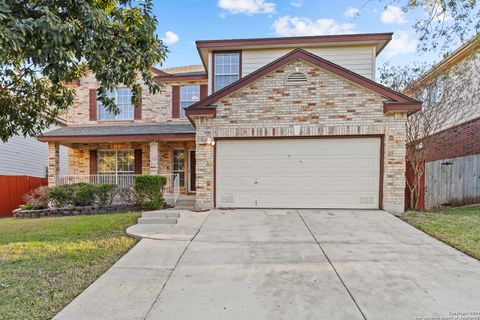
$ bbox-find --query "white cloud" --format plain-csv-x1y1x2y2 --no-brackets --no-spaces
290,0,302,8
383,31,417,58
344,7,360,18
218,0,276,15
161,31,179,45
273,16,356,37
381,5,407,24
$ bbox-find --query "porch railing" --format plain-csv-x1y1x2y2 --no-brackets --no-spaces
56,173,180,205
57,174,136,188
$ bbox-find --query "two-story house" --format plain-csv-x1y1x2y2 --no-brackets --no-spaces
39,32,421,214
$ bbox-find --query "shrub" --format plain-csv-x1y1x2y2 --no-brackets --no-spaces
95,184,117,207
21,186,49,210
48,183,97,207
48,184,74,207
133,175,167,210
71,183,96,206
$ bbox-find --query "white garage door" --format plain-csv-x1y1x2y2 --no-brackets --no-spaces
216,138,381,209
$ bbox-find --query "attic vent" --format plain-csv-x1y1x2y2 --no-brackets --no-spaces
287,72,307,83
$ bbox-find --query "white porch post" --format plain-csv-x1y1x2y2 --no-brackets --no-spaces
48,142,60,186
149,141,159,175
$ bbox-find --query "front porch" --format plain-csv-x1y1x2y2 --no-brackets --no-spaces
39,123,197,206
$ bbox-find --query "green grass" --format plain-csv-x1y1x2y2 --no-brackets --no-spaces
0,212,140,320
403,205,480,260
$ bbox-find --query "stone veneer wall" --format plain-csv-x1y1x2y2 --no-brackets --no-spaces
194,59,408,213
67,71,206,124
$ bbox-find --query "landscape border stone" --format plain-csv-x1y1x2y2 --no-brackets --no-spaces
13,204,140,218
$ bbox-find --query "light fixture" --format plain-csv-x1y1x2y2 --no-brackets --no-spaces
206,136,215,146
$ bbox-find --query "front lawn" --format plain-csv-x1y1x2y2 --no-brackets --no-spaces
0,212,140,320
403,205,480,260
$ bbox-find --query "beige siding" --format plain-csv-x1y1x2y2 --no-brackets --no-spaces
241,46,376,79
207,45,376,95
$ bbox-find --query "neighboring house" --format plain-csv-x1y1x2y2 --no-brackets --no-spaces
405,39,480,209
39,32,421,214
0,124,68,216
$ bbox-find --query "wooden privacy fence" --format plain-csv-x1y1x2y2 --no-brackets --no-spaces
0,175,48,217
425,154,480,209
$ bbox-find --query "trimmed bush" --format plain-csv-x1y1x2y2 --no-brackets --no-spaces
21,186,49,210
47,183,116,208
94,184,116,207
71,183,96,206
47,184,74,207
133,175,167,210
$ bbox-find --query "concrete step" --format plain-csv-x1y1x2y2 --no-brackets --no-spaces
175,200,195,206
142,211,180,218
137,217,178,225
175,199,195,204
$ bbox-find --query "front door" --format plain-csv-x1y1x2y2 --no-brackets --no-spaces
189,150,196,192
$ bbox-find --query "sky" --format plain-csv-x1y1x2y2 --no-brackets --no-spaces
153,0,455,76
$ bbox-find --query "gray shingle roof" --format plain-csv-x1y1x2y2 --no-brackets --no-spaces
42,123,195,137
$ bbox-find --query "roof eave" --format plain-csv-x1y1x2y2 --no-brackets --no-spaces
189,48,417,111
37,132,196,143
383,101,422,115
154,73,208,82
196,33,393,70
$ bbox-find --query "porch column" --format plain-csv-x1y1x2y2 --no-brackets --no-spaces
48,142,60,186
149,141,159,175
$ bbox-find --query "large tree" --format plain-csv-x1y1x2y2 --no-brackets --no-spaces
0,0,167,142
379,50,479,209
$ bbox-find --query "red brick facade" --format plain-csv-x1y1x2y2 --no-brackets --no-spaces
425,116,480,162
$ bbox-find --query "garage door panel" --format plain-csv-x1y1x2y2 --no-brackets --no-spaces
216,138,381,209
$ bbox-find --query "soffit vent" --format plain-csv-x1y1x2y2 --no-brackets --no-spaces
287,72,307,83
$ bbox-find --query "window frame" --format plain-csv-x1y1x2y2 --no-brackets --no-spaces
173,148,185,187
212,50,242,92
97,149,135,175
179,85,201,118
97,88,135,121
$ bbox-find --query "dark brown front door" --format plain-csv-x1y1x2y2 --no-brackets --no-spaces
189,150,196,192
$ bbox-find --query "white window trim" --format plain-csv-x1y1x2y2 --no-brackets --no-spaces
180,85,200,118
173,148,185,187
214,52,240,91
97,149,135,174
97,88,134,121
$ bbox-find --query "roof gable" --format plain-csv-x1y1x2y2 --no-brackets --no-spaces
186,49,420,118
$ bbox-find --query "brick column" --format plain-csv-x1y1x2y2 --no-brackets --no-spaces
149,141,159,175
48,142,60,186
195,121,215,209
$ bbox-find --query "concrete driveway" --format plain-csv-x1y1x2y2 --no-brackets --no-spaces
55,209,480,320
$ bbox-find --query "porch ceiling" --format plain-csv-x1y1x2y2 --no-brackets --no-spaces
38,123,196,145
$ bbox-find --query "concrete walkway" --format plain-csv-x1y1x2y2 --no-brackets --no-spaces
54,209,480,320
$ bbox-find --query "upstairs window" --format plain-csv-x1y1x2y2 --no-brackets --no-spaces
214,52,240,92
98,88,134,120
180,85,200,118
